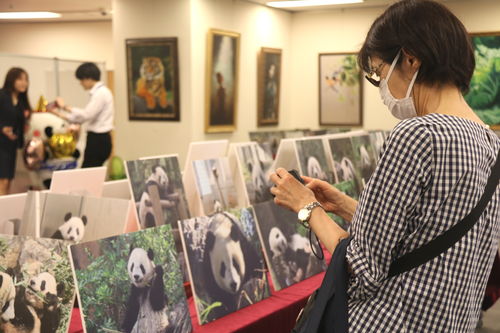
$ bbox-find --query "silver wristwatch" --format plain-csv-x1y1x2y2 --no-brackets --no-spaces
297,201,323,228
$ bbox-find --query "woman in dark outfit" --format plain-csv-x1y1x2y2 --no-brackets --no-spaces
0,67,31,195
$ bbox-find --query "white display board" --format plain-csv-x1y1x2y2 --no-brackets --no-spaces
50,166,107,197
0,193,27,235
101,179,131,200
182,140,228,217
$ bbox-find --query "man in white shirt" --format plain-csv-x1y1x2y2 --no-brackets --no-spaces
50,63,114,168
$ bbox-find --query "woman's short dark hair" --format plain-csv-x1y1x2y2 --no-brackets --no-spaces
75,62,101,81
358,0,474,93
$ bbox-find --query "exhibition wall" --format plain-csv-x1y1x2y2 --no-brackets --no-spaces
0,21,114,69
1,0,500,165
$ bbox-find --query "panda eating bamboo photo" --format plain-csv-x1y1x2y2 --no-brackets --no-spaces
0,272,16,324
3,272,64,333
179,209,270,324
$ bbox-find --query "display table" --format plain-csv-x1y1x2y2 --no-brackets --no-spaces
68,271,326,333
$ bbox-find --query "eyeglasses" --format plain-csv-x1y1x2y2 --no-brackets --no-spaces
365,59,385,87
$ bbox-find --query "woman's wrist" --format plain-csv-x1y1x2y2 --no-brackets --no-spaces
333,191,357,222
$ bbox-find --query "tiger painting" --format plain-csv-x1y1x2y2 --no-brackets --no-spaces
136,57,169,110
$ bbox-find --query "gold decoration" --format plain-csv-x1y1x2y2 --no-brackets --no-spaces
48,133,76,158
35,95,49,112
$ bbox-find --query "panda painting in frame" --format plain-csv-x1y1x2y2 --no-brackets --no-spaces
178,207,270,324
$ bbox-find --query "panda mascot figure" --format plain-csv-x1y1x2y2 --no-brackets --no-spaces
202,212,262,318
4,272,64,333
137,165,179,229
123,247,170,333
0,272,16,325
51,212,87,242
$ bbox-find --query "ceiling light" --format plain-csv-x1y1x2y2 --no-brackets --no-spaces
0,12,61,19
267,0,363,8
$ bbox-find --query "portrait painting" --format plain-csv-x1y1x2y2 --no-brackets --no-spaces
205,29,240,133
258,48,282,126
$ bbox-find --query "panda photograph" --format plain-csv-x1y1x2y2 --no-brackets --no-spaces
22,191,131,243
350,135,378,188
236,144,274,205
70,224,191,333
295,138,335,184
328,136,363,197
192,158,238,215
0,234,75,333
253,200,326,291
178,207,270,324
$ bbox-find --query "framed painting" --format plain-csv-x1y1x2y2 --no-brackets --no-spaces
205,29,240,133
258,47,282,126
466,32,500,129
318,52,362,126
126,37,180,121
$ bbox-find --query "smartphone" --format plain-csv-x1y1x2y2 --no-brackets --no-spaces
288,169,306,185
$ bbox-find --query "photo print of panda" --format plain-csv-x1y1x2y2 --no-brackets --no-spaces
328,137,362,197
125,155,190,230
69,224,192,333
249,130,285,159
178,207,270,324
295,138,335,184
350,134,378,187
368,130,386,162
125,155,191,281
0,235,76,333
192,158,238,215
21,191,134,243
236,143,274,205
253,201,326,291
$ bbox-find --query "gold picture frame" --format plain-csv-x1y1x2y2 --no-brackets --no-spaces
257,47,282,126
205,29,241,133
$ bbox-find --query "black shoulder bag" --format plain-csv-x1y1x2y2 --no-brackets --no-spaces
292,149,500,333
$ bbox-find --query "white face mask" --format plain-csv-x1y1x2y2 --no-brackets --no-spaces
379,51,419,120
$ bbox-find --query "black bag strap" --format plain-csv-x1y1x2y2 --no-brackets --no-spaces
388,148,500,278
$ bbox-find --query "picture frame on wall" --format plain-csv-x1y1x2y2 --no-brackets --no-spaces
205,29,240,133
126,37,180,121
466,32,500,129
318,52,362,126
257,47,282,126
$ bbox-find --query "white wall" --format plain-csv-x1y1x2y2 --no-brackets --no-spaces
290,0,500,131
112,0,193,162
0,21,113,69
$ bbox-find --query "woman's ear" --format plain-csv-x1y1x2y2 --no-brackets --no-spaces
401,49,421,78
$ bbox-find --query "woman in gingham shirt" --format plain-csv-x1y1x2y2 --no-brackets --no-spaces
270,0,499,331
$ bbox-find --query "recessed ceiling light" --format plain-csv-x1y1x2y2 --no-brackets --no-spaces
267,0,364,8
0,12,61,19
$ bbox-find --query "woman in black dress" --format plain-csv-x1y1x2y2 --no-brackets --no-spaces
0,67,31,195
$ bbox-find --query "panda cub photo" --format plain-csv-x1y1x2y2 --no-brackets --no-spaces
51,212,87,242
179,208,271,324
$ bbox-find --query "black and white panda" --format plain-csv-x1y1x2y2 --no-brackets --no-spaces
335,157,356,183
122,247,169,333
268,227,292,288
6,272,64,333
51,212,87,242
306,156,328,181
137,165,179,229
202,212,262,315
0,272,16,323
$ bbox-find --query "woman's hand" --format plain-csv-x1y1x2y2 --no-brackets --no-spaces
55,97,65,109
269,168,317,213
302,176,344,213
2,126,18,141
